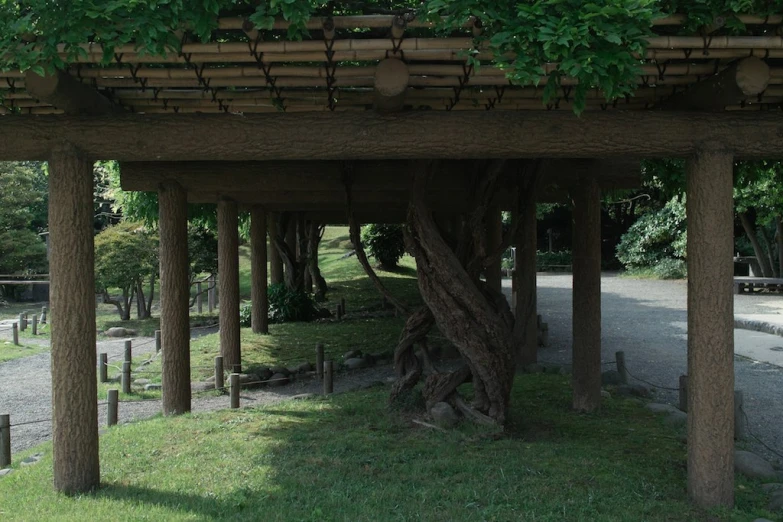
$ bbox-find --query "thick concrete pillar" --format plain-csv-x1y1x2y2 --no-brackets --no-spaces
158,181,191,414
250,206,269,334
268,212,283,285
515,185,538,365
485,206,503,293
49,146,99,493
218,198,241,370
686,148,735,508
571,175,601,412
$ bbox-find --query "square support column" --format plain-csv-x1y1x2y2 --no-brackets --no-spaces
515,184,538,365
571,175,602,412
268,212,284,285
218,198,241,370
158,180,191,414
686,148,735,508
49,146,99,493
250,206,269,334
485,206,503,294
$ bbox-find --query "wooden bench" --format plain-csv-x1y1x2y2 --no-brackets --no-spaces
734,276,783,294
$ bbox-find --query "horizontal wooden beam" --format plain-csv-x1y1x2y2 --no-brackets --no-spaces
0,112,779,161
119,159,639,194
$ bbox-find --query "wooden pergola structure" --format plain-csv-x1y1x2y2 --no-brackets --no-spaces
1,12,780,508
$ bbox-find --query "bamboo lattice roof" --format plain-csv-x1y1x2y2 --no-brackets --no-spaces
3,14,783,115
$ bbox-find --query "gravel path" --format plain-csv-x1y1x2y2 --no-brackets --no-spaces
508,273,783,464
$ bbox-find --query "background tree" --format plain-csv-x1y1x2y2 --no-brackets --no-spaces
361,224,406,271
94,222,159,320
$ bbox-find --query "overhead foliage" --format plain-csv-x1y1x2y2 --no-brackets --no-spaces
2,1,783,112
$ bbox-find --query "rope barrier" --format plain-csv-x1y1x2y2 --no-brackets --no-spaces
742,408,783,461
624,367,680,392
9,418,52,428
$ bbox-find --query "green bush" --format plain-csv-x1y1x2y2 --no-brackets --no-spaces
652,258,687,279
616,196,686,269
361,224,405,270
536,250,572,271
240,284,318,325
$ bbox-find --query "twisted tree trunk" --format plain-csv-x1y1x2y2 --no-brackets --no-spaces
739,212,773,277
307,222,328,300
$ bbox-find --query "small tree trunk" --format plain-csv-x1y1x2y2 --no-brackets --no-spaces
250,206,269,334
760,225,779,278
739,212,773,277
268,213,284,285
147,276,155,317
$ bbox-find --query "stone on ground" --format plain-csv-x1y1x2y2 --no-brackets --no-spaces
343,350,362,360
133,378,151,385
430,402,459,429
762,483,783,493
296,361,313,373
768,490,783,511
290,393,317,400
600,390,611,399
191,381,213,392
269,365,290,376
617,384,650,398
645,403,679,414
105,327,135,337
268,373,289,387
735,450,778,480
144,383,162,391
0,468,13,477
344,357,370,370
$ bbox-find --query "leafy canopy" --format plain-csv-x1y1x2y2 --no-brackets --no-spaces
3,1,783,112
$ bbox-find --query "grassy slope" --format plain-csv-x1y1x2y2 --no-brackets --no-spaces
0,375,773,521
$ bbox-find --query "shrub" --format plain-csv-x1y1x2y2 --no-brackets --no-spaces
652,258,687,280
268,283,317,323
616,196,686,269
536,250,572,271
361,224,405,270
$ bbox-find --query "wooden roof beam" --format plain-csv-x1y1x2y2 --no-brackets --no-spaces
660,57,770,111
374,58,409,112
24,70,121,115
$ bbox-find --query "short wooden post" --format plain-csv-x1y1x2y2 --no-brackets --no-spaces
215,356,224,391
336,304,343,321
40,306,47,325
316,342,325,380
155,330,161,353
121,361,131,394
31,314,37,335
679,375,689,412
0,414,10,468
734,390,747,440
11,323,18,346
324,360,334,395
196,282,203,314
99,353,108,383
340,298,346,314
18,313,25,332
615,351,628,385
230,373,240,409
124,340,132,364
107,390,118,427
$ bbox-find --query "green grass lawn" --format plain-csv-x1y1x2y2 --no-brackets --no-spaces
0,374,773,521
0,341,47,362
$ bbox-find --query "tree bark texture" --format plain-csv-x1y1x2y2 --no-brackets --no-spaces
268,212,284,285
686,148,735,509
250,206,269,334
407,161,516,424
739,212,773,277
571,175,602,413
4,111,783,161
514,182,538,365
49,146,99,493
272,212,306,291
158,181,192,415
307,222,328,300
218,199,241,370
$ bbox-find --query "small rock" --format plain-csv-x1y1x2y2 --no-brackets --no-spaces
258,367,273,381
645,403,679,414
344,357,370,370
735,450,778,480
601,370,622,386
133,378,150,385
191,382,214,392
21,453,43,466
600,390,611,399
617,384,650,398
290,393,317,400
239,373,262,386
269,366,290,376
769,490,783,511
144,383,162,391
430,402,459,429
361,353,376,366
105,327,131,338
268,373,289,387
663,410,687,426
343,350,362,360
558,365,572,376
523,363,544,374
296,361,313,373
0,468,13,477
287,366,300,375
205,375,216,383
